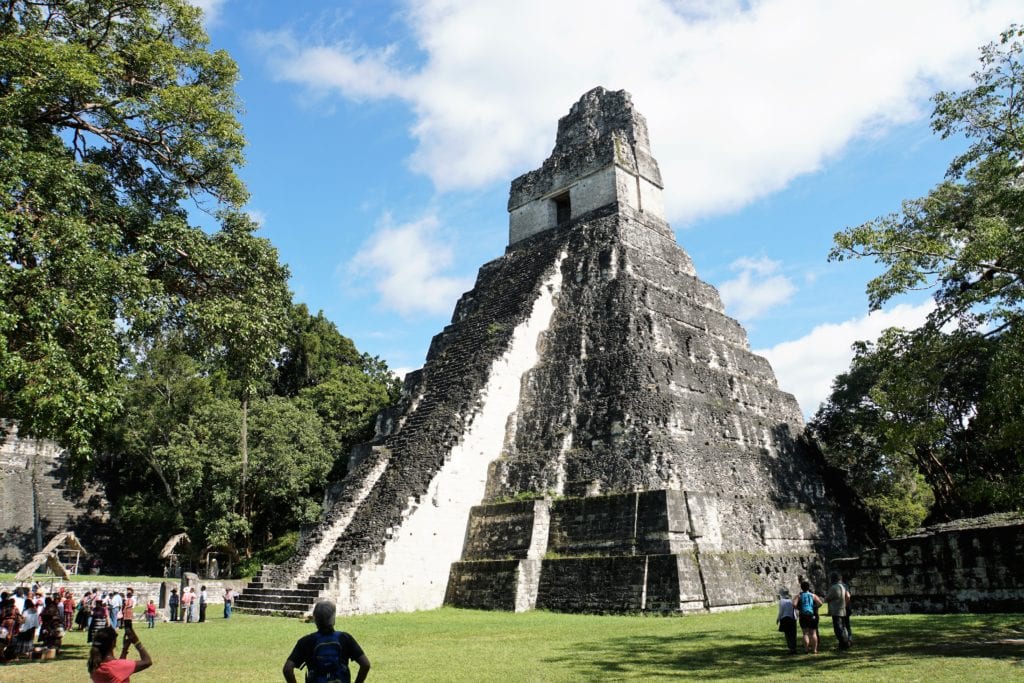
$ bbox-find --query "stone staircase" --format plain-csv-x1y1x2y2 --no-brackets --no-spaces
233,569,334,618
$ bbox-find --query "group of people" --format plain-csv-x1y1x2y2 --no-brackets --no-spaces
0,585,72,661
166,585,235,622
776,573,853,654
79,588,160,642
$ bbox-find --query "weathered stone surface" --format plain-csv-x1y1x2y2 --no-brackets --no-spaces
238,87,870,618
833,513,1024,614
0,422,108,571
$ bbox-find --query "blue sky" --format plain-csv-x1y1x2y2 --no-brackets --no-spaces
192,0,1018,418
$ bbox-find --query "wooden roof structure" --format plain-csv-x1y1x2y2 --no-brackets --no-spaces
13,531,87,582
159,532,191,560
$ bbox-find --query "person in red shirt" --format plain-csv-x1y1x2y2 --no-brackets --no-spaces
122,588,136,632
63,592,75,631
88,626,152,682
180,589,193,623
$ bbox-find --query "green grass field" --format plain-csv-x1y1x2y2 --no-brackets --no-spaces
0,606,1021,682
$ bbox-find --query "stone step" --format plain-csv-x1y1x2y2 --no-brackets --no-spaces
233,606,308,619
296,581,329,592
241,587,321,599
235,595,316,609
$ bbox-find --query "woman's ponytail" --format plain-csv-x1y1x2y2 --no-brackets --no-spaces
87,626,117,673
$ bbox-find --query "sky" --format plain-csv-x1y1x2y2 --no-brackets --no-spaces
191,0,1019,419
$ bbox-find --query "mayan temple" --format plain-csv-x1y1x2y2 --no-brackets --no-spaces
236,87,868,617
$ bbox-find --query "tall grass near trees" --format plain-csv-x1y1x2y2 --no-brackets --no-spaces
1,606,1021,681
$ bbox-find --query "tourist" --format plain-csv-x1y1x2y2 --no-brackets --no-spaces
825,573,851,650
180,587,193,623
223,587,234,619
122,588,136,632
77,590,92,631
840,573,853,645
796,580,823,654
776,588,797,654
168,588,179,622
198,585,207,623
16,597,38,657
87,625,153,682
0,597,20,662
63,591,75,630
145,600,157,628
283,601,370,683
88,597,109,644
189,587,199,623
109,590,123,629
40,595,63,652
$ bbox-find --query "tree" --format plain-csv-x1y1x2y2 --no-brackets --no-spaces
187,211,291,541
817,25,1024,524
274,304,362,398
0,0,287,465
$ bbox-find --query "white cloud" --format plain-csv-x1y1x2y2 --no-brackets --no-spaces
189,0,226,24
756,301,935,419
246,209,267,227
718,256,796,320
258,0,1019,222
347,214,473,316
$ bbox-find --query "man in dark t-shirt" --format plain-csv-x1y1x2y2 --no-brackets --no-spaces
283,601,370,683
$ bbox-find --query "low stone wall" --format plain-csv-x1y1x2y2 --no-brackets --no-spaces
832,513,1024,614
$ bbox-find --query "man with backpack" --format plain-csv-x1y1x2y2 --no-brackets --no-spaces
283,601,370,683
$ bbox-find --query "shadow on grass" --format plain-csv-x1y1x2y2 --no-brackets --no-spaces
2,640,88,671
542,613,1024,680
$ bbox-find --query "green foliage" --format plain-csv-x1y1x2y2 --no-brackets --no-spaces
275,304,361,397
236,530,298,579
97,320,397,570
0,1,289,465
0,1,400,569
818,25,1024,526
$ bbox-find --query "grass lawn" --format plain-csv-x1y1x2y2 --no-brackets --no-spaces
0,606,1021,682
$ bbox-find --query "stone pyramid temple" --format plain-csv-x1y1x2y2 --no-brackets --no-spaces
236,87,867,617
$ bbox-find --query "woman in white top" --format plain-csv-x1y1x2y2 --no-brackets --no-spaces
776,588,798,654
16,599,38,656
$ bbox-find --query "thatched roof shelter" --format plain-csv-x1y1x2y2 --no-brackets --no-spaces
13,531,88,582
159,532,191,560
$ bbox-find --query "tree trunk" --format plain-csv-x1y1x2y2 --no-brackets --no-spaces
240,386,250,555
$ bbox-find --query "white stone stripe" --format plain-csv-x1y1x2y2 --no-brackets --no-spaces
334,254,567,613
293,454,391,584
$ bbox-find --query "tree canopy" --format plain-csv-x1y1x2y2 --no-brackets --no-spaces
1,2,401,567
0,0,288,462
814,25,1024,534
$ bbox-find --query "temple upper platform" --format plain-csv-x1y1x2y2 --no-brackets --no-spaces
508,87,666,245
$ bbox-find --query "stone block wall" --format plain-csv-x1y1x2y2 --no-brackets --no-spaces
444,560,521,612
0,423,108,571
460,501,541,561
537,556,648,612
832,513,1024,614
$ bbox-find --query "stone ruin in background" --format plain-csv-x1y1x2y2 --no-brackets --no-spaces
236,87,876,617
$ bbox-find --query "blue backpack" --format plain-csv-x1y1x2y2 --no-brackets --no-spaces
798,592,815,615
306,631,350,683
